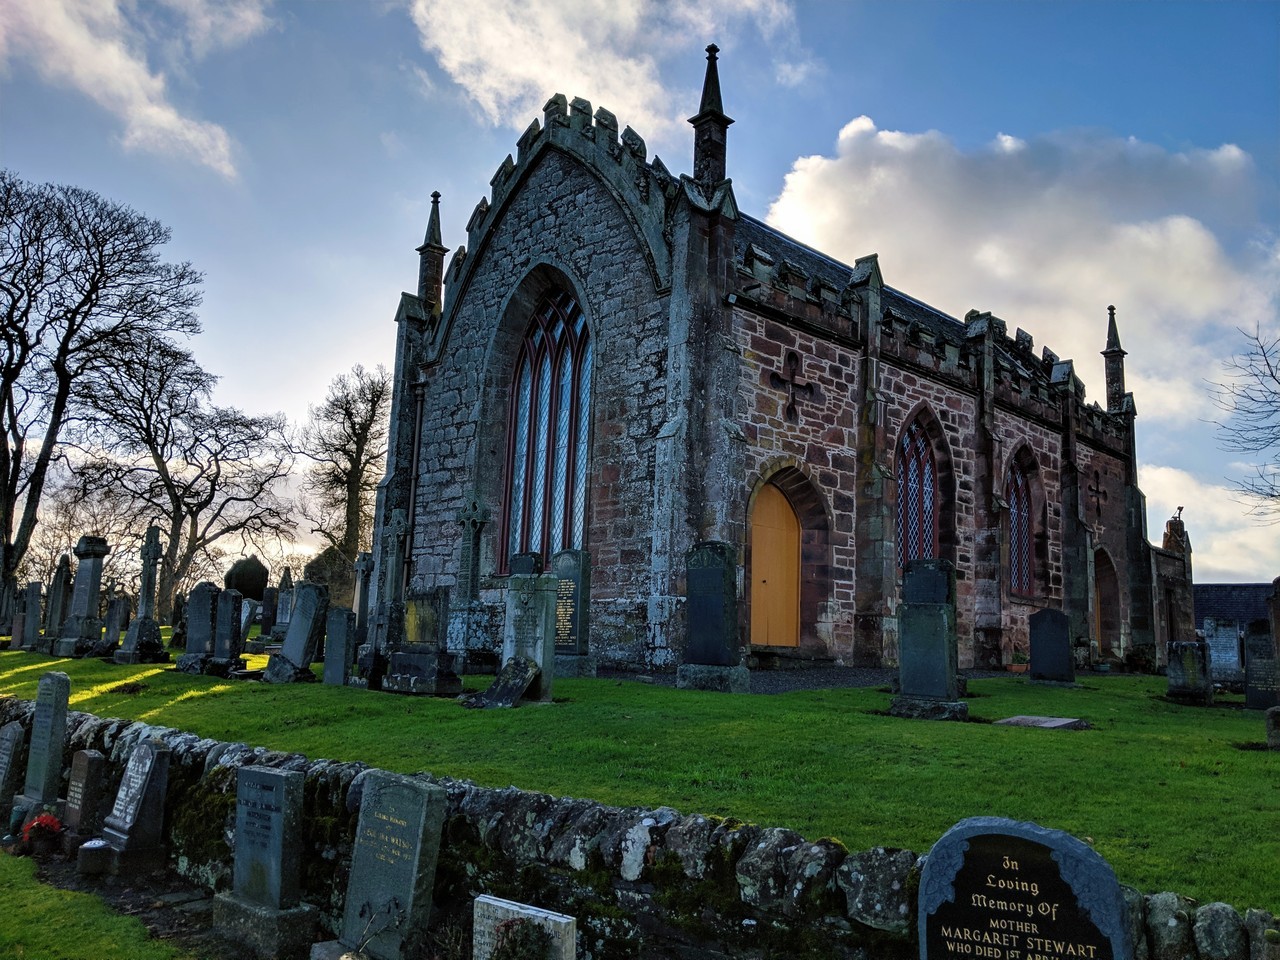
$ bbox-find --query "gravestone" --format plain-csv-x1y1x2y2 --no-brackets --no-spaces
1167,639,1213,705
13,672,70,822
94,738,170,874
1244,625,1280,710
311,771,446,960
502,574,557,697
891,560,967,721
255,587,279,650
384,589,461,696
207,587,246,676
271,568,295,642
21,582,43,651
117,526,168,665
552,549,596,677
677,541,749,693
44,554,72,636
240,598,260,638
1029,608,1075,684
53,535,110,657
61,749,106,854
265,582,327,684
473,895,576,960
918,817,1133,960
95,591,130,656
177,581,219,674
213,766,318,960
1268,706,1280,750
509,552,542,575
323,607,357,686
0,721,29,828
353,553,373,649
1203,617,1243,682
8,589,25,649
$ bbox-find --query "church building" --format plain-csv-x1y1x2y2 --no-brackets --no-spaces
368,47,1193,672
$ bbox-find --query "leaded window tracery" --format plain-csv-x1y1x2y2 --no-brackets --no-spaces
1006,462,1034,595
896,418,938,566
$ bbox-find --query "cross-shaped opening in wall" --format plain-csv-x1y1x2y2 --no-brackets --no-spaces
1088,470,1108,520
769,350,814,423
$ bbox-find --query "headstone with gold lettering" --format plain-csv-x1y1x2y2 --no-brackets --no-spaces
214,766,318,960
918,817,1132,960
311,771,446,960
552,549,595,678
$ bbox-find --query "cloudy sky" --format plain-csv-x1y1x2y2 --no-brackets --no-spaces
2,0,1277,582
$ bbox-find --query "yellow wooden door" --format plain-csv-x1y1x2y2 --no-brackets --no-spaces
751,484,800,647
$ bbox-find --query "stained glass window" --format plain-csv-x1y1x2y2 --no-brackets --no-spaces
896,418,938,566
1006,463,1034,595
503,291,592,564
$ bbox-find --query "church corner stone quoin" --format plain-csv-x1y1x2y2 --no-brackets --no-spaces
369,45,1194,673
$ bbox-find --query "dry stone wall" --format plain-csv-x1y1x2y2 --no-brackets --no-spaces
0,696,1272,960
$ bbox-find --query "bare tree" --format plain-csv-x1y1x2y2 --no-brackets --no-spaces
296,364,390,562
1214,325,1280,520
0,171,201,617
75,336,295,620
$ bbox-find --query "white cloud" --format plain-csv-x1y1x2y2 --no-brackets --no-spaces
1141,465,1280,582
405,0,816,144
766,116,1279,426
0,0,272,178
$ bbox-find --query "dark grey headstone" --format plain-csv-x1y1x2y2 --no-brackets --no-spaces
44,555,71,634
1167,640,1213,705
53,535,110,656
21,583,42,650
898,609,958,699
902,559,954,606
918,817,1132,960
259,587,279,638
0,721,28,820
686,541,737,667
509,552,542,575
233,766,303,909
64,749,107,837
1029,608,1074,683
102,594,130,645
462,657,540,710
9,592,25,649
323,608,356,686
19,671,69,809
101,738,170,866
340,772,446,960
353,553,373,648
551,549,590,655
1245,628,1280,710
214,588,244,659
187,581,219,656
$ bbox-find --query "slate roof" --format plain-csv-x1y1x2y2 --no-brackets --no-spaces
1193,583,1274,631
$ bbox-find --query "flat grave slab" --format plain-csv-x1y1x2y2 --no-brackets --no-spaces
993,715,1090,730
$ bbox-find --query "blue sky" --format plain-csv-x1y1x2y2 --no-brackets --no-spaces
2,0,1277,581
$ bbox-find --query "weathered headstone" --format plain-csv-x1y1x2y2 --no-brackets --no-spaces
256,587,279,649
1244,625,1280,710
1203,617,1243,682
95,591,130,656
213,766,318,960
43,554,72,636
53,536,110,657
509,552,542,575
94,738,170,874
312,772,446,960
240,598,260,639
1029,608,1075,684
677,541,748,693
1167,639,1213,706
265,582,327,683
117,526,168,665
14,671,70,821
177,581,219,674
552,549,595,677
21,582,43,651
892,560,967,721
271,568,295,641
918,817,1133,960
384,589,461,696
207,587,246,676
465,574,556,707
353,553,373,649
323,607,356,686
1268,706,1280,750
8,590,25,650
473,895,576,960
61,749,106,854
0,721,29,828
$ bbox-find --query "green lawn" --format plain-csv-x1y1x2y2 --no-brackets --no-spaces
0,649,1276,919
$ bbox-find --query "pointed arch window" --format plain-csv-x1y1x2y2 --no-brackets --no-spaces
896,418,938,566
502,290,592,565
1006,462,1034,595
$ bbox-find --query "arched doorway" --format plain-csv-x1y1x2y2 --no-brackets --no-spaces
750,483,800,647
1094,550,1121,658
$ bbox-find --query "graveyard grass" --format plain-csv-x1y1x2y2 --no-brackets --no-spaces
0,652,1276,930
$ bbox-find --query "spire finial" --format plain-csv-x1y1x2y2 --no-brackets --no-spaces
1104,304,1124,355
688,42,734,186
424,191,444,249
696,43,726,119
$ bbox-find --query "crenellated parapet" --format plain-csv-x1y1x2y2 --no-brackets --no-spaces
442,93,681,321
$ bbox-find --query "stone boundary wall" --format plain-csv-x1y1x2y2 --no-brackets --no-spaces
1,697,1273,960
